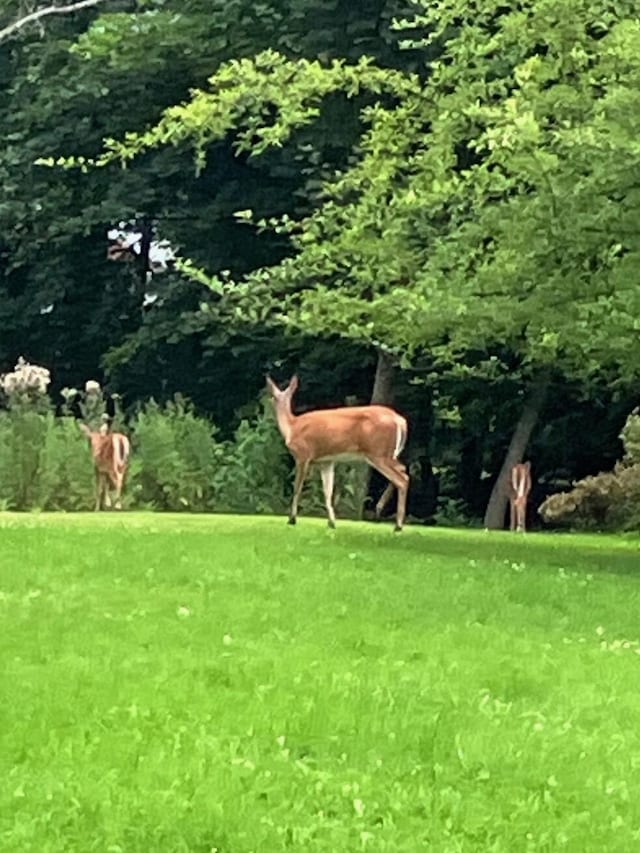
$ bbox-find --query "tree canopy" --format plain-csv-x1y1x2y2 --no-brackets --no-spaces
81,0,640,385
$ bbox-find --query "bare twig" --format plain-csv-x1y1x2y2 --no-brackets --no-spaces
0,0,111,43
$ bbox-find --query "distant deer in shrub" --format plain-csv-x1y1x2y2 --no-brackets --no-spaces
509,462,532,532
80,423,131,511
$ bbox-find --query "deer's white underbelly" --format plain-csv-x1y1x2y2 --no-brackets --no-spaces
315,452,366,463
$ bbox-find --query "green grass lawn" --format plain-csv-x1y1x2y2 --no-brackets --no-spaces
1,513,639,852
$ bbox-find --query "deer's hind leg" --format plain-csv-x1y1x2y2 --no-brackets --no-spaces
319,462,336,529
367,457,409,532
374,482,395,520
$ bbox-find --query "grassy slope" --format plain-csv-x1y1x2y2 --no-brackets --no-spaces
1,514,639,852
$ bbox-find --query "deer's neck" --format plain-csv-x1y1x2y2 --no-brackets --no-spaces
274,400,295,445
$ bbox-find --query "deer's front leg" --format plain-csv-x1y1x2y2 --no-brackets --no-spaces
289,459,310,525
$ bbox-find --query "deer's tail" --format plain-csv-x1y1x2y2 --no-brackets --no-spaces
393,417,408,460
113,434,131,471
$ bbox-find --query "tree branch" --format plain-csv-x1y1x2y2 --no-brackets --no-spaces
0,0,111,43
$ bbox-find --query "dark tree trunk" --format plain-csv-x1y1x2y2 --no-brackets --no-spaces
370,349,395,405
483,376,549,530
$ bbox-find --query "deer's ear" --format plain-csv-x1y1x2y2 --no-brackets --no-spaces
265,375,280,397
78,423,91,437
287,375,299,395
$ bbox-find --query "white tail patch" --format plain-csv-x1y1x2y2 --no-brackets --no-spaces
393,419,407,460
113,434,130,470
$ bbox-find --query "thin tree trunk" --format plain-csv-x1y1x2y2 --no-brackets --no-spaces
483,376,549,530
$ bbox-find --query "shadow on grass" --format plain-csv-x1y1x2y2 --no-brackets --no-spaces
339,520,640,579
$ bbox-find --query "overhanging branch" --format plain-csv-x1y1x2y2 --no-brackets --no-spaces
0,0,111,43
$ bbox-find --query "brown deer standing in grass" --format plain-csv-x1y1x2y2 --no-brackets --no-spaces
509,461,532,532
80,422,131,511
266,375,409,531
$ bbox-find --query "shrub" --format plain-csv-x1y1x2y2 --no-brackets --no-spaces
539,409,640,531
0,411,94,511
0,409,50,510
130,397,225,511
621,410,640,465
38,416,95,510
212,399,291,515
433,496,471,528
0,358,54,509
0,357,51,411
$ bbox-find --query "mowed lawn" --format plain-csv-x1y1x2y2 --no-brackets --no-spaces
1,515,640,852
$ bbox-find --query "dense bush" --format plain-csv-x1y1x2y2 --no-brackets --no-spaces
539,410,640,530
0,359,94,510
0,411,93,510
211,398,291,515
130,397,225,511
620,410,640,465
36,416,96,511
